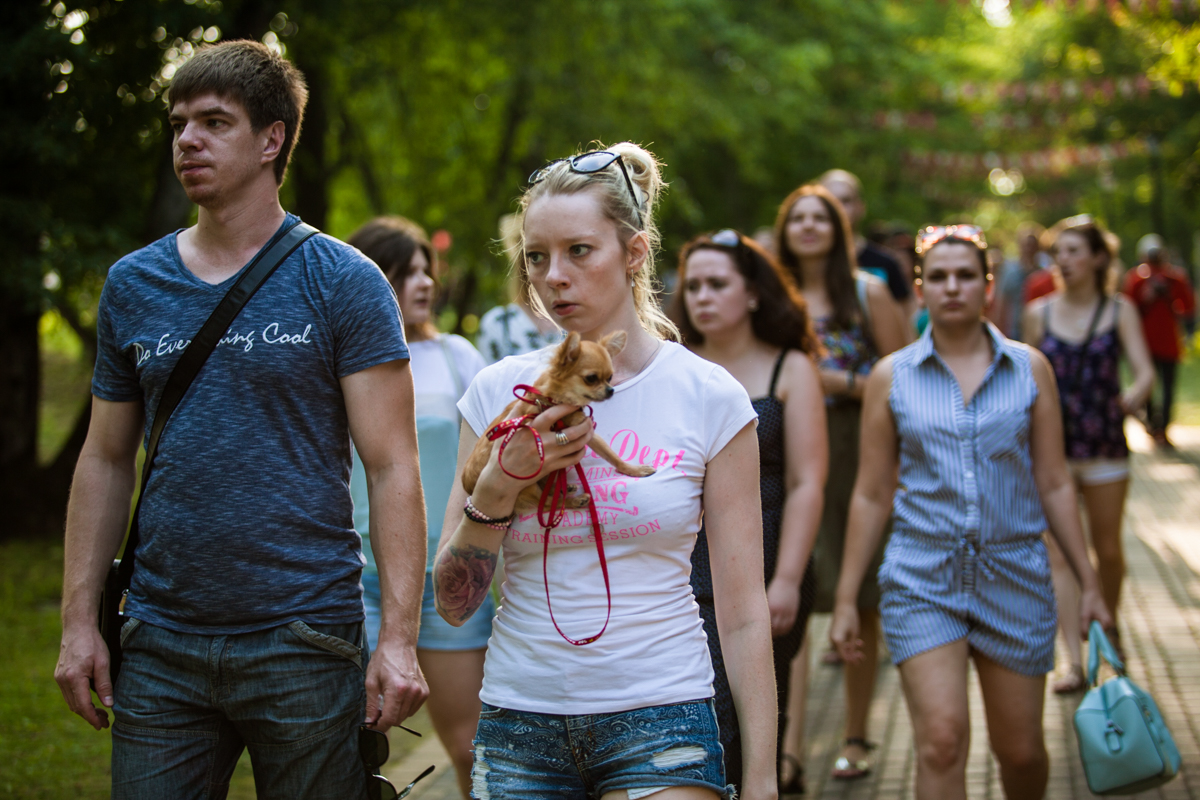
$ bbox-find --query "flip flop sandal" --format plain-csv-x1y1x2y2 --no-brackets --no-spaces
831,737,875,780
779,753,805,795
1052,663,1086,695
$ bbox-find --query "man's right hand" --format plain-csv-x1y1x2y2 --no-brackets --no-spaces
55,623,114,730
55,397,143,732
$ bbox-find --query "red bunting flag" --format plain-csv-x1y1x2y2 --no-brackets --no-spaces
938,0,1198,12
930,72,1166,108
902,136,1149,178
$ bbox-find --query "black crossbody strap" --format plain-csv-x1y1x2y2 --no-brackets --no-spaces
115,220,319,586
1071,296,1108,386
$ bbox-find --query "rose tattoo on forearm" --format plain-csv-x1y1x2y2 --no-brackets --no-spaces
434,543,498,622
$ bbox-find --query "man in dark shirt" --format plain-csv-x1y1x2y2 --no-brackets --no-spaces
54,41,428,798
819,169,917,328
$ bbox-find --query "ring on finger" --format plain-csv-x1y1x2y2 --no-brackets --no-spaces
555,431,570,446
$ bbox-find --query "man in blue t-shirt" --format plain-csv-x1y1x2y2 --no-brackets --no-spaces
54,41,429,798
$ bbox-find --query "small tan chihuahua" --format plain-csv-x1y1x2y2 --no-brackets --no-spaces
462,330,656,513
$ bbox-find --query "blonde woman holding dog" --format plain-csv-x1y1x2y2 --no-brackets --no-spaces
433,143,777,800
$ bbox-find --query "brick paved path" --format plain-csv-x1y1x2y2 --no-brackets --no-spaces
386,423,1200,799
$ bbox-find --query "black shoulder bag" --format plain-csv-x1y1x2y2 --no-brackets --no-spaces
98,220,318,686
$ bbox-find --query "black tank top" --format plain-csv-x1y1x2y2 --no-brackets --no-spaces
691,350,788,600
1037,299,1129,460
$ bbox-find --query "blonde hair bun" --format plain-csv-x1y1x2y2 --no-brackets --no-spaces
606,141,665,213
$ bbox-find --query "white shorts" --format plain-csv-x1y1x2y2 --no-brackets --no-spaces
1068,457,1130,487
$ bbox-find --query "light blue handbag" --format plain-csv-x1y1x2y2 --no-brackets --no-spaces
1074,621,1180,795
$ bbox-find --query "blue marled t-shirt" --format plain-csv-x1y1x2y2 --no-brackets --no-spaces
91,214,409,634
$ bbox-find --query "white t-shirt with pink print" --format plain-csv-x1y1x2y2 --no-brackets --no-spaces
458,340,757,715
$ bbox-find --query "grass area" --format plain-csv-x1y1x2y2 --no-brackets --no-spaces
0,541,433,798
1172,356,1200,426
0,541,111,798
38,312,91,467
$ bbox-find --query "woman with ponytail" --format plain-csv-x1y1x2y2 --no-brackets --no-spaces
1023,216,1153,692
773,184,907,783
433,144,777,800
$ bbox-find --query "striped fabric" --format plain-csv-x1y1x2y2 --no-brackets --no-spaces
878,322,1056,676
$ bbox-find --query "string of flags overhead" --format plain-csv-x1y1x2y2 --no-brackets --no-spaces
920,183,1080,209
910,2,1188,194
903,136,1151,177
870,74,1178,131
945,0,1199,12
877,107,1119,132
938,74,1159,105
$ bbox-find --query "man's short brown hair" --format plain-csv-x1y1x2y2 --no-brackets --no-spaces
168,40,308,184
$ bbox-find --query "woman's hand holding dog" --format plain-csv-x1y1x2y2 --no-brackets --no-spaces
472,403,595,519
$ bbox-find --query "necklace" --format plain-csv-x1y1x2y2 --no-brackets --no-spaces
613,339,663,385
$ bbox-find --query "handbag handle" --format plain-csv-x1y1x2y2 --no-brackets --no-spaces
1086,620,1126,686
113,220,319,588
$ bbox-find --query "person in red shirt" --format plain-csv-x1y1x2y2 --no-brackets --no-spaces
1122,234,1196,447
1024,265,1057,305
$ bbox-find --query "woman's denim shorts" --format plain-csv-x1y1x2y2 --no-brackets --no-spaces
470,698,732,799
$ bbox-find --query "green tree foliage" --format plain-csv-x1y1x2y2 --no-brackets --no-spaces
2,0,233,536
317,0,955,312
882,4,1200,261
5,0,1198,537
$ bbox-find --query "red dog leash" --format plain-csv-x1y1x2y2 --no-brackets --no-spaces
484,385,611,646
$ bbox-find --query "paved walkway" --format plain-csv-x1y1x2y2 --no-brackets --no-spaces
386,423,1200,799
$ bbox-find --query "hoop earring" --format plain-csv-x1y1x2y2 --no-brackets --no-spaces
748,298,759,311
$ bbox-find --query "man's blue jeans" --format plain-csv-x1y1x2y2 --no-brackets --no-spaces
111,617,370,800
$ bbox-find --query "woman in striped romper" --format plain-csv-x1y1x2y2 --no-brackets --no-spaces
829,226,1111,800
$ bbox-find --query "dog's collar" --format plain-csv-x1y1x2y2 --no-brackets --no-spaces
513,384,555,412
511,384,594,428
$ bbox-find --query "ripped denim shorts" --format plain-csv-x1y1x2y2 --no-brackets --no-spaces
470,698,732,799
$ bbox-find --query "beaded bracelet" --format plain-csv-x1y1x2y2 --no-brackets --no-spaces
464,497,514,530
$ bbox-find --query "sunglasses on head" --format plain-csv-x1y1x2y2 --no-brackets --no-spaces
360,726,434,800
709,228,743,249
528,150,642,227
1060,213,1094,229
915,224,987,256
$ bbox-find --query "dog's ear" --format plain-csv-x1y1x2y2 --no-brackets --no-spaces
552,331,582,369
600,330,627,358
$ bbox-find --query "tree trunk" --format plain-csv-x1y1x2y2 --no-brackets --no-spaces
291,53,329,230
145,141,194,243
0,290,44,539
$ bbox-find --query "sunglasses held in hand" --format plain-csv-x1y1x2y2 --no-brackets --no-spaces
360,725,435,800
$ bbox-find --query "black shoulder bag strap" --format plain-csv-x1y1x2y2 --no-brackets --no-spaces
100,220,318,676
1071,296,1108,385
